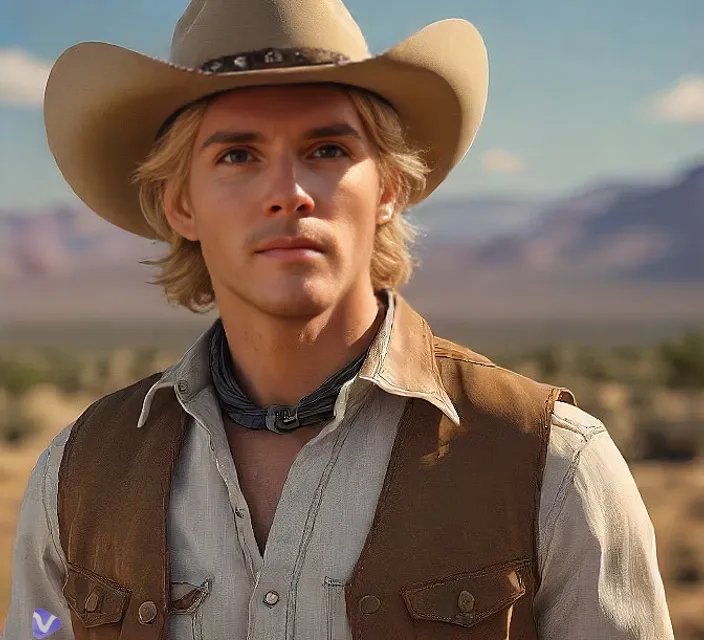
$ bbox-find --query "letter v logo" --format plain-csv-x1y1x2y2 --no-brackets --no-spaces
32,608,62,638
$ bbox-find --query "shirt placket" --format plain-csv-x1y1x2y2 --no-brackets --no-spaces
184,389,264,581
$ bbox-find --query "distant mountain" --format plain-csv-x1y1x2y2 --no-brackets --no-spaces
408,195,545,244
0,206,155,279
457,163,704,281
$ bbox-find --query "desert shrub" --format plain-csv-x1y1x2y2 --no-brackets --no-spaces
130,347,160,380
637,418,704,462
661,331,704,389
0,357,46,395
42,348,82,393
94,355,112,388
530,344,575,378
689,496,704,521
671,542,702,585
0,398,39,445
577,348,615,382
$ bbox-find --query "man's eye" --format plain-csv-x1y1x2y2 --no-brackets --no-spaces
311,144,348,159
220,149,251,164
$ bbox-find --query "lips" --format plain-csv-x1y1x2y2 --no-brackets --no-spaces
255,236,325,254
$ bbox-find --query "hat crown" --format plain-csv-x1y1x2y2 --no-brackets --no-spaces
171,0,371,69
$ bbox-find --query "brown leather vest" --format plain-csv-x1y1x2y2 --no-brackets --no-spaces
57,336,573,639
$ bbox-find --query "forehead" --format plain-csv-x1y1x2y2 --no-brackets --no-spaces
199,84,362,134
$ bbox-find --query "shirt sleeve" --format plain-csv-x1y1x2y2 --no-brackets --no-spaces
534,415,675,640
2,431,75,640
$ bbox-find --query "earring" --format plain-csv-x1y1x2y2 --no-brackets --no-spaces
380,205,393,222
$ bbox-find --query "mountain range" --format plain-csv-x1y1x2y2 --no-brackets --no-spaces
1,162,702,325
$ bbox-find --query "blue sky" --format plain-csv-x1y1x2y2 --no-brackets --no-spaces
1,0,702,212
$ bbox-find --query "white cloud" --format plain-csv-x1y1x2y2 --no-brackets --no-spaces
481,149,524,174
646,75,704,124
0,48,52,107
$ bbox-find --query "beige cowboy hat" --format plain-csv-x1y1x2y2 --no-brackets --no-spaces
44,0,489,239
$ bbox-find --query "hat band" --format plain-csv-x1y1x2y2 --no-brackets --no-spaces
200,47,351,73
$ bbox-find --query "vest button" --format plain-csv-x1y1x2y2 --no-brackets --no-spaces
138,601,158,624
359,595,381,614
263,590,280,606
84,590,100,613
457,590,475,613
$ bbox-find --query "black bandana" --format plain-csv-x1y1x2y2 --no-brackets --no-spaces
209,318,370,434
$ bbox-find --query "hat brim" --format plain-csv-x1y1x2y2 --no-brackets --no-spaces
44,19,488,239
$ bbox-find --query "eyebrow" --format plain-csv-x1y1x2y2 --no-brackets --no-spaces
199,122,364,151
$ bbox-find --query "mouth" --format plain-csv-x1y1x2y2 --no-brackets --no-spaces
255,236,326,257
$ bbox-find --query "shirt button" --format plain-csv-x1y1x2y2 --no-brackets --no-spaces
176,380,190,395
263,590,280,606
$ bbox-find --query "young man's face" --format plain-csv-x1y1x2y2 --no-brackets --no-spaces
169,84,389,318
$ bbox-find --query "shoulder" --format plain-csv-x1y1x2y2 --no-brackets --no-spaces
33,422,75,487
551,400,607,441
540,401,647,562
15,422,74,554
541,401,608,520
432,336,573,422
542,401,610,520
83,372,164,415
433,335,495,366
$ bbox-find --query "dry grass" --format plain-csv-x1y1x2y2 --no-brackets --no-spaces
0,392,703,638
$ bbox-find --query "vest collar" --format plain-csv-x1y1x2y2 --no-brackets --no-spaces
137,290,459,428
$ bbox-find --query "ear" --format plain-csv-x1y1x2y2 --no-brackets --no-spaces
375,185,398,226
163,181,199,242
376,202,394,226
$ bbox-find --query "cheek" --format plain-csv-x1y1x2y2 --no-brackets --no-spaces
335,162,382,242
189,174,249,237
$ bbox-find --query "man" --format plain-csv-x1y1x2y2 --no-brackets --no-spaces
3,0,674,638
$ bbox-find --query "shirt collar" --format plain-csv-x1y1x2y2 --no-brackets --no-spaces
137,289,459,428
358,290,460,425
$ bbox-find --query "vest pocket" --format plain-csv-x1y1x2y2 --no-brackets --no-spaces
167,578,211,640
324,576,352,640
400,558,529,638
62,562,131,630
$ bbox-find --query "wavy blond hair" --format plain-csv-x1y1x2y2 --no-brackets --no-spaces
133,85,430,312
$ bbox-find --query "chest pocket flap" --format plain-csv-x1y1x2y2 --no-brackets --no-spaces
400,558,528,629
62,562,131,628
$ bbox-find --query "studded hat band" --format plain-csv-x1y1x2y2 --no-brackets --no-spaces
199,47,351,73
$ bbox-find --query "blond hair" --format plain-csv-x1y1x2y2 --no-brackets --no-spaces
133,85,430,312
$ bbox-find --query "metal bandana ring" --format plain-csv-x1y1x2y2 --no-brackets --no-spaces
266,404,301,433
199,47,352,73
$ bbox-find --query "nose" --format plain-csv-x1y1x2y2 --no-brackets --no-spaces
262,154,315,218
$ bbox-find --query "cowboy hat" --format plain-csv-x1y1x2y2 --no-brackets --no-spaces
43,0,489,239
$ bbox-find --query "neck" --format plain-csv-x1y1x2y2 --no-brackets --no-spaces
218,285,385,407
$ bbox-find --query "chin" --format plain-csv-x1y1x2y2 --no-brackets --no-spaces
238,277,340,319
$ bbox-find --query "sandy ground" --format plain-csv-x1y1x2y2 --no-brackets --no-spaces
1,389,703,638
